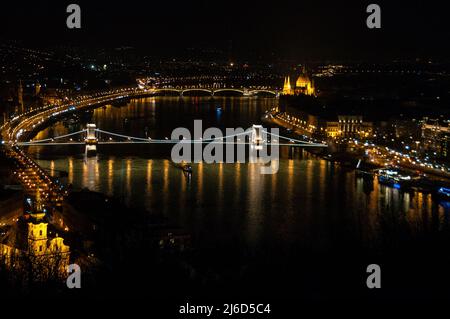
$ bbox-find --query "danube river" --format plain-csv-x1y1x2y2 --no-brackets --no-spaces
26,97,450,298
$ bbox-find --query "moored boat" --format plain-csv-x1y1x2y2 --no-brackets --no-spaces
376,168,415,189
434,187,450,202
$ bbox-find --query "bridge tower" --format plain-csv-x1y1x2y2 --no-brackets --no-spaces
85,123,98,156
251,124,264,150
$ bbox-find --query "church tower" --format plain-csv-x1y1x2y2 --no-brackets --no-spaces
27,188,48,256
26,187,70,273
35,82,41,96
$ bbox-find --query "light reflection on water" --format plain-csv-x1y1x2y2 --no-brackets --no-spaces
27,97,450,253
33,155,450,252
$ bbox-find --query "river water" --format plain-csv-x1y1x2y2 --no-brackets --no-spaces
26,96,450,298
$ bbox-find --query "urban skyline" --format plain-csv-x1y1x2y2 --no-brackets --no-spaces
1,0,450,312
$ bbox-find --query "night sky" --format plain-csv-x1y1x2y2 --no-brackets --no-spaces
0,0,449,60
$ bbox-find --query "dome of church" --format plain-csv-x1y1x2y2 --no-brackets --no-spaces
282,69,315,96
296,75,309,87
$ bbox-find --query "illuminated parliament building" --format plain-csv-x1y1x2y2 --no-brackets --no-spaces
282,67,316,96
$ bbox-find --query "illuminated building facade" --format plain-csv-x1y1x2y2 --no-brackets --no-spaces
35,82,41,96
422,119,450,161
282,67,316,96
282,76,292,95
332,115,373,138
27,191,70,262
0,189,70,278
271,106,372,139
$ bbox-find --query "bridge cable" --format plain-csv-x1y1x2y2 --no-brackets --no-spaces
19,129,88,145
95,128,252,143
261,130,326,145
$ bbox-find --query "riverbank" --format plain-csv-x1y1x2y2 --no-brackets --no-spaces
266,108,450,170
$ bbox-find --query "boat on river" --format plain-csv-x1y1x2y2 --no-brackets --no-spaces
376,168,415,189
171,161,192,174
435,187,450,202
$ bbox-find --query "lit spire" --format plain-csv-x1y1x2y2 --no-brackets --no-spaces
36,187,43,212
30,185,46,220
282,76,292,95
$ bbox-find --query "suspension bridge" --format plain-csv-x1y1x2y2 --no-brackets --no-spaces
1,87,325,214
16,124,328,151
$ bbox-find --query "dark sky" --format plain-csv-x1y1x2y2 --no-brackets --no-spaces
0,0,449,60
